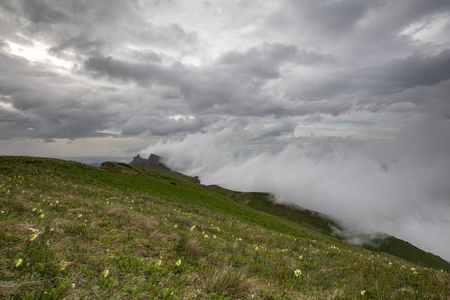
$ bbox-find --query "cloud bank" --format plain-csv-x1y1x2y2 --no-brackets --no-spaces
141,113,450,261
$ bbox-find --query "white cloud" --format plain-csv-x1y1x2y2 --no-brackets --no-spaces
141,114,450,261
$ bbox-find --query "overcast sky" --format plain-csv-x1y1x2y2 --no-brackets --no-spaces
1,1,450,260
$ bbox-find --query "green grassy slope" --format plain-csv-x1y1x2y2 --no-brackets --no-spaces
128,160,200,185
206,185,339,235
1,156,449,299
362,236,450,272
206,185,450,272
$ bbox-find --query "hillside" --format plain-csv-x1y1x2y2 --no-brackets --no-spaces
206,186,341,236
205,185,450,272
0,156,449,299
126,159,450,271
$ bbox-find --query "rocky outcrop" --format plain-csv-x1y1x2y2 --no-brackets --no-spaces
130,154,161,167
148,154,160,165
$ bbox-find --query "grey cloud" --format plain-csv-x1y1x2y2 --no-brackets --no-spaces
49,36,106,55
7,0,136,27
351,50,450,111
1,0,197,59
286,0,377,34
267,0,381,39
263,0,450,68
122,115,207,136
283,72,352,101
219,43,336,79
136,23,197,48
381,50,450,92
284,49,450,111
295,98,354,117
244,120,296,143
131,49,163,63
81,46,312,117
83,55,184,87
0,54,148,140
178,43,339,116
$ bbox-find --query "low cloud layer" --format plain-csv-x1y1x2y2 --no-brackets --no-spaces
141,113,450,261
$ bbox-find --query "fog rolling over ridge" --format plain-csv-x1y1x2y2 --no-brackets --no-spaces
141,116,450,262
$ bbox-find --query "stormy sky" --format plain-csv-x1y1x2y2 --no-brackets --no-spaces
1,1,450,260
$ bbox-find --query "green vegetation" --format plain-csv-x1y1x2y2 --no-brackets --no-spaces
206,185,450,272
128,159,200,185
1,156,449,299
206,185,340,235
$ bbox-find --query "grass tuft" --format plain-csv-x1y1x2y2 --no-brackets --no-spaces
205,265,252,297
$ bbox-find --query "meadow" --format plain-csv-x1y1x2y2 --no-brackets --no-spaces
0,156,448,299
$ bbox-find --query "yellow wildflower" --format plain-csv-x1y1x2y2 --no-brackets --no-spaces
38,214,44,219
32,208,37,212
299,255,303,260
77,214,82,218
101,269,109,278
361,290,366,296
14,258,23,267
189,225,196,231
30,233,38,241
60,260,68,270
157,259,162,266
294,269,302,277
175,259,181,266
